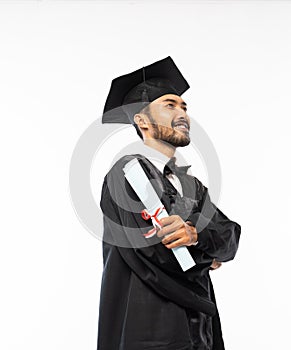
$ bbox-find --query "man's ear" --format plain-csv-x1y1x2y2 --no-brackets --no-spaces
133,114,149,130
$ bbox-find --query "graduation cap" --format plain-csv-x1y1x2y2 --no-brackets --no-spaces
102,56,190,124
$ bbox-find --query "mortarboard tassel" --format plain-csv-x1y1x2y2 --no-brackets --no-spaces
141,66,149,103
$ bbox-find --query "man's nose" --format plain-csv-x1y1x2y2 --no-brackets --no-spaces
176,112,188,120
176,106,187,117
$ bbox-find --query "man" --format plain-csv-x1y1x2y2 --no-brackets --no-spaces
97,57,241,350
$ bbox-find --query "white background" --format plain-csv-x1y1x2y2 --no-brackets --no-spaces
1,1,291,349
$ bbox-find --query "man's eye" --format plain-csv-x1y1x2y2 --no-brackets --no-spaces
166,103,175,108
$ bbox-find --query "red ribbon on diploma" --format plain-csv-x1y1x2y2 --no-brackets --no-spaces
141,207,165,238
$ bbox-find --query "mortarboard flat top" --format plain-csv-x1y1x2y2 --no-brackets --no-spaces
102,56,190,124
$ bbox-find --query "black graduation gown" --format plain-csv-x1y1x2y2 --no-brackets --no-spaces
97,154,241,350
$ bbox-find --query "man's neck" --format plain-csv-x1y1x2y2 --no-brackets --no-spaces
143,139,176,158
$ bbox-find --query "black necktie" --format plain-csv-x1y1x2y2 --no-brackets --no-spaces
163,157,191,177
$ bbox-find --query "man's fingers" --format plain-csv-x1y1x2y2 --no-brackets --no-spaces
159,215,184,227
157,215,184,237
159,216,177,226
161,231,180,245
145,215,188,238
161,228,188,245
157,222,183,237
163,237,188,249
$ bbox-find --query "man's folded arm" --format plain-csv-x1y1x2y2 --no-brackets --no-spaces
187,186,241,262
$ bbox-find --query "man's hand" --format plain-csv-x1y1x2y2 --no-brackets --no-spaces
148,215,223,270
154,215,198,249
210,259,222,270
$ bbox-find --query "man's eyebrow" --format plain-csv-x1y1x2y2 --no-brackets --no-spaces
161,98,187,106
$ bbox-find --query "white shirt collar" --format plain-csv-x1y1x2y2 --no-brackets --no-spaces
139,144,172,173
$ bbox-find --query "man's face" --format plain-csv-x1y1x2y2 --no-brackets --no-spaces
145,94,190,147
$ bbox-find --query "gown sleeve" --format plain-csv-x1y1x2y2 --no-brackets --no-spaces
186,184,241,262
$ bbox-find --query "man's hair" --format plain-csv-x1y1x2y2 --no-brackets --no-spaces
133,104,152,140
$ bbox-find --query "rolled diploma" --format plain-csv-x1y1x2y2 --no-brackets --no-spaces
123,158,195,272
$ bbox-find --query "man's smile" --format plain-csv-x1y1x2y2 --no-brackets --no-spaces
172,120,190,132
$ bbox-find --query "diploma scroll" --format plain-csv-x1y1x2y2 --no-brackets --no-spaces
123,158,196,272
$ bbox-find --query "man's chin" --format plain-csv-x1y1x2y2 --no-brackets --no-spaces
176,138,191,147
162,137,190,148
172,131,191,147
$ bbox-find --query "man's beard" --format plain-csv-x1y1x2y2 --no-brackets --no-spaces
150,121,190,147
